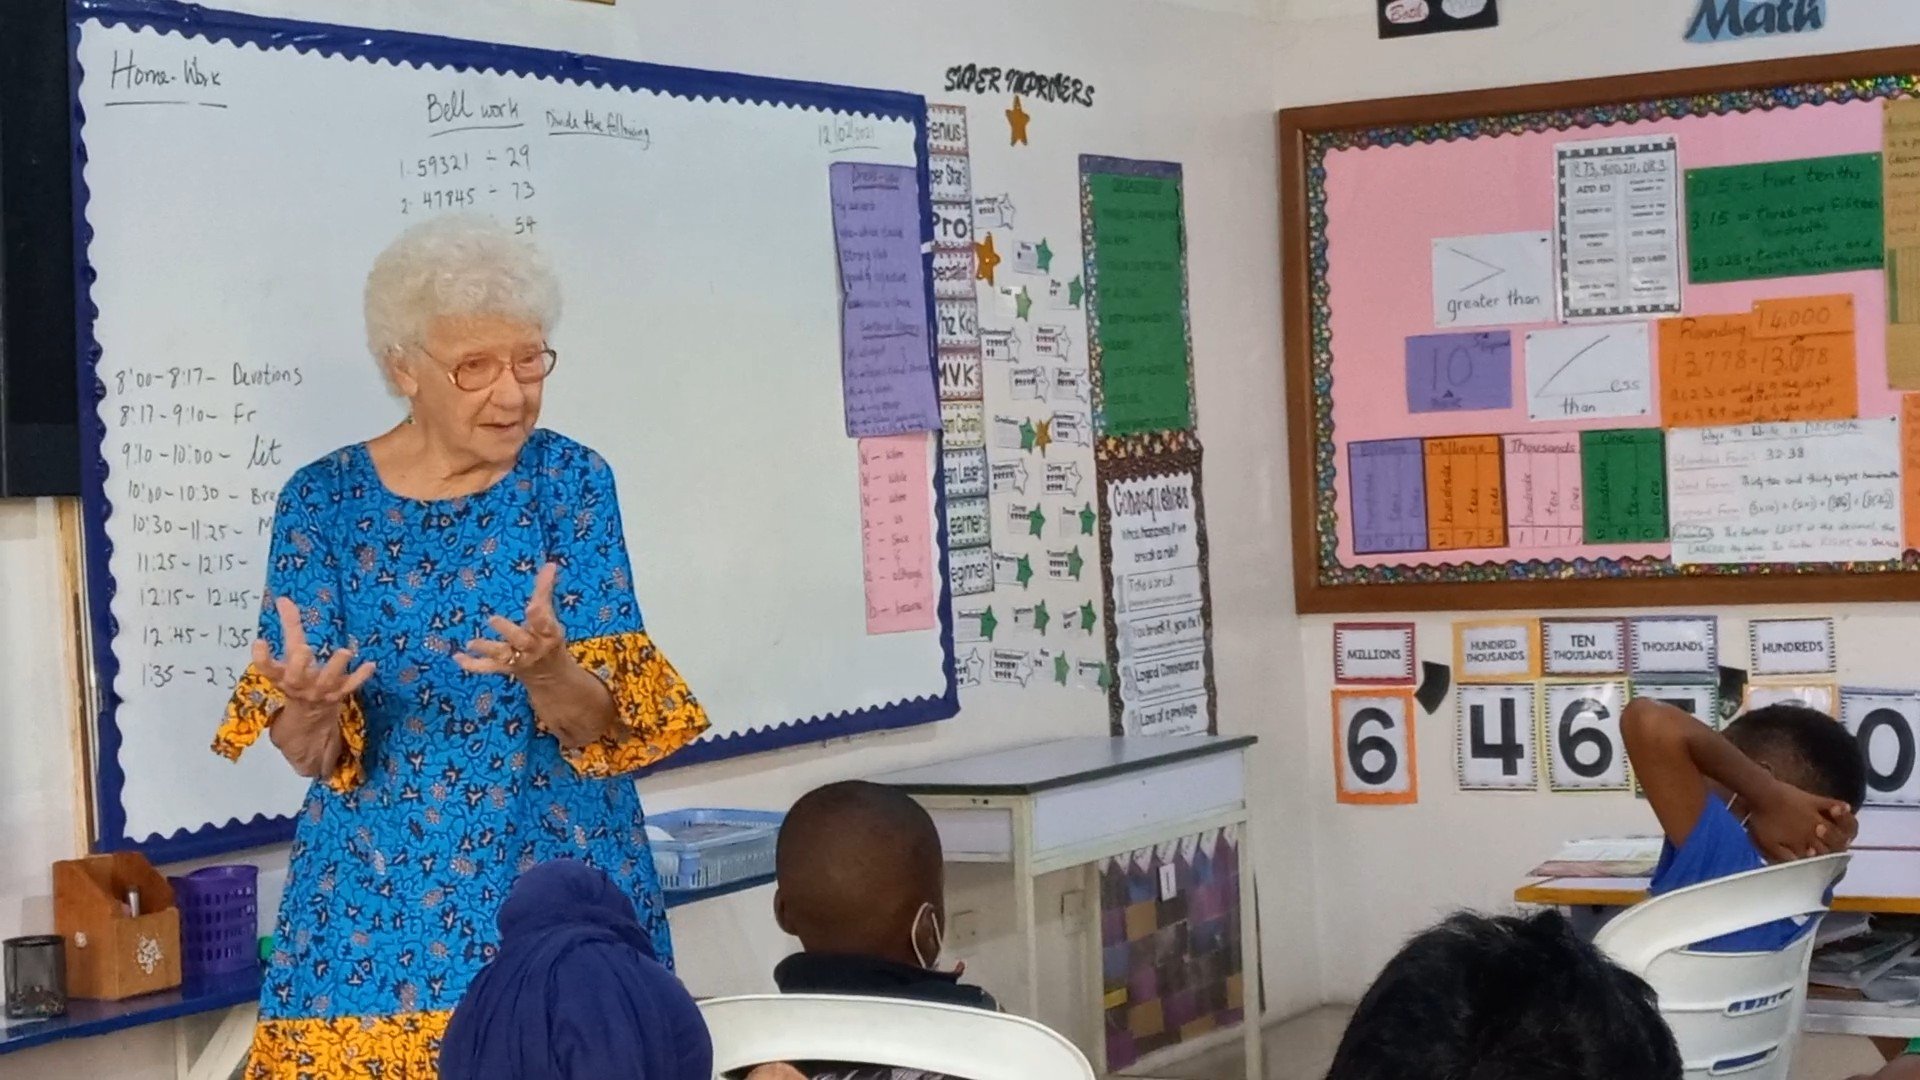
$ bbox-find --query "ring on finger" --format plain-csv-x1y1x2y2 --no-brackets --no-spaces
507,647,523,668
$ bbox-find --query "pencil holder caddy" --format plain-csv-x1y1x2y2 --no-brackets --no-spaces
170,865,260,978
4,935,68,1019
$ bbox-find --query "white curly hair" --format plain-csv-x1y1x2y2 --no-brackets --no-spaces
363,214,561,380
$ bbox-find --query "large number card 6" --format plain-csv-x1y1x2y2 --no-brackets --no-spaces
1333,689,1418,805
1543,681,1631,792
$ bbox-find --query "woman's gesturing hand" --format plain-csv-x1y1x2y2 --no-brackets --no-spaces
456,564,619,748
455,563,567,678
255,596,375,778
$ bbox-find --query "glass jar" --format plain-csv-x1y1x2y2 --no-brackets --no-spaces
4,935,67,1019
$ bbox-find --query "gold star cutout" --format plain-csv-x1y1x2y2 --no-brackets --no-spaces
1032,417,1053,454
1006,96,1031,146
974,233,1001,286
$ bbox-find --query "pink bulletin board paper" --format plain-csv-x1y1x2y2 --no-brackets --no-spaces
1323,99,1893,569
858,433,940,634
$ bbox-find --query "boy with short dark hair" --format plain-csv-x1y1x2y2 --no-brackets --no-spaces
771,779,996,1010
1325,909,1682,1080
1622,698,1867,951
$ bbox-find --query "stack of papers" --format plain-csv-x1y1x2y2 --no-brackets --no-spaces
1528,837,1665,879
1812,929,1920,992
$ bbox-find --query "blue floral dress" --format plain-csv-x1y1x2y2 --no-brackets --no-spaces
214,429,708,1078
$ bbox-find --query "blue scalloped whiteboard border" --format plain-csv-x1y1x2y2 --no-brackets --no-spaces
69,0,958,864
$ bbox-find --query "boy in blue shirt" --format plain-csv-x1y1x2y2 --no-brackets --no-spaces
1622,697,1866,952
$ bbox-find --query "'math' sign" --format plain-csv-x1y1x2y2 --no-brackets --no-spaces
1686,0,1825,42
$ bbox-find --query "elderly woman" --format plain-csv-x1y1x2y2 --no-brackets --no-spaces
213,214,708,1076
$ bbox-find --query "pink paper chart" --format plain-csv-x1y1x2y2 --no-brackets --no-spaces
1314,93,1894,580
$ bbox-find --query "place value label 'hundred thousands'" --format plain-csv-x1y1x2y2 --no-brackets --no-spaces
1456,619,1540,682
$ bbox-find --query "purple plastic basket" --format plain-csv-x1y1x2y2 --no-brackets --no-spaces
169,866,259,977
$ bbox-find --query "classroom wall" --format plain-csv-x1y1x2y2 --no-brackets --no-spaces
0,0,1312,1075
1276,0,1920,1003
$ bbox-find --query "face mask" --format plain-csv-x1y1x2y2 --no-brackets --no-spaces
911,901,956,973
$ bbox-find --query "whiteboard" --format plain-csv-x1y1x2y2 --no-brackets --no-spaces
71,0,956,859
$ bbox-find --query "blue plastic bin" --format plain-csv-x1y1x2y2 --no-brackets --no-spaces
647,809,784,892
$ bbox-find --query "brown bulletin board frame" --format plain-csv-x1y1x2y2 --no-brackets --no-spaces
1280,47,1920,615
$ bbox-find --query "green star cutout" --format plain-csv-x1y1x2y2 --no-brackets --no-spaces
1078,502,1097,535
1067,546,1085,580
1097,661,1113,690
1032,600,1051,635
978,606,998,641
1078,601,1097,631
1067,276,1085,307
1019,418,1037,451
1015,555,1034,588
1035,238,1054,273
1027,505,1047,538
1054,653,1070,685
1014,287,1033,320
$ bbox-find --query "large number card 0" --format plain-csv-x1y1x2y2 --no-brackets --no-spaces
1332,688,1418,805
1840,689,1920,808
1456,684,1539,791
1543,681,1631,792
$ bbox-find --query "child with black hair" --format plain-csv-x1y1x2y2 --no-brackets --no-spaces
1326,909,1682,1080
1623,698,1867,951
770,780,996,1009
739,782,997,1080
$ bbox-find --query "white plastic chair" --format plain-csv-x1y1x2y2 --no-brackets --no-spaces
699,993,1096,1080
1592,852,1850,1080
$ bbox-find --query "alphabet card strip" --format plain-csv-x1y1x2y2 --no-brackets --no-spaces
1332,688,1418,805
1748,617,1836,676
1456,683,1539,791
1542,680,1632,792
1839,688,1920,807
1454,618,1541,683
1742,682,1839,716
1334,622,1417,685
1629,615,1718,679
1541,618,1627,676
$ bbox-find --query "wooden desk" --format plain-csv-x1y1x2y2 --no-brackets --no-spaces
875,735,1262,1080
1516,848,1920,916
1515,847,1920,1040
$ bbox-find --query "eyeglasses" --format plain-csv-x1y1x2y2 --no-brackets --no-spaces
422,345,559,392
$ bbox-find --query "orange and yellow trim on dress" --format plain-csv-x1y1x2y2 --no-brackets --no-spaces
561,630,709,777
213,665,368,794
243,1010,449,1079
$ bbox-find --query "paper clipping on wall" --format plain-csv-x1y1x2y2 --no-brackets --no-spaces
1108,469,1209,735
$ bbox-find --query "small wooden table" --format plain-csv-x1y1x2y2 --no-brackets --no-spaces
875,735,1262,1080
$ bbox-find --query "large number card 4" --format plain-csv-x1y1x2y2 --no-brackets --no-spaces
1456,683,1538,791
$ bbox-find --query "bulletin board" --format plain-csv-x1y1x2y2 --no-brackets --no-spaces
1281,47,1920,613
68,0,955,860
